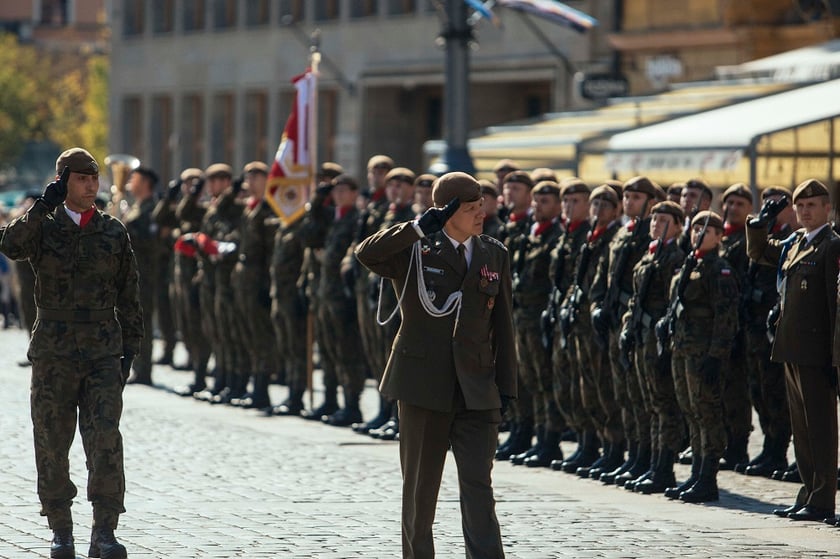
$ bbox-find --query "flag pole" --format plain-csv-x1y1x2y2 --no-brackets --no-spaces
306,40,321,412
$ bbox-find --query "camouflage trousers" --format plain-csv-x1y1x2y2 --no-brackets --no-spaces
723,330,752,442
551,320,587,432
356,278,386,381
174,256,209,375
215,273,248,375
31,356,125,530
156,252,177,359
573,318,622,443
134,270,156,381
199,279,220,374
745,324,790,443
318,298,366,395
232,266,276,376
636,329,684,453
271,289,308,391
672,349,726,459
515,309,559,430
609,325,648,445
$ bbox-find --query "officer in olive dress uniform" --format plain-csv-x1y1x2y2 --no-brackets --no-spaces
356,172,516,559
747,179,840,523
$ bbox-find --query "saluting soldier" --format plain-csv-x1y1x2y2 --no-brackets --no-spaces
747,179,840,523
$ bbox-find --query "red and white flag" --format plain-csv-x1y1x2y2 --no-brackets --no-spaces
265,69,317,225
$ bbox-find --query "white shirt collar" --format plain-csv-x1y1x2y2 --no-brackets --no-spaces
64,206,82,226
442,230,475,266
805,222,829,243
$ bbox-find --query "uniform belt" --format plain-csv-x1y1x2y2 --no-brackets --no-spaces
37,307,115,322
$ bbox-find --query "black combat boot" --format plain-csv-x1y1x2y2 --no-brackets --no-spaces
353,396,392,434
636,448,677,495
552,431,581,471
560,430,598,473
679,455,720,503
664,453,701,499
495,421,519,460
601,440,638,484
677,445,693,465
746,436,788,477
736,435,769,474
301,392,339,421
615,443,651,487
591,440,626,479
503,421,534,461
512,424,544,465
625,448,658,491
238,373,272,410
578,441,610,478
271,387,305,416
524,429,563,468
324,391,363,427
50,528,74,559
195,368,227,401
88,527,127,559
719,434,749,471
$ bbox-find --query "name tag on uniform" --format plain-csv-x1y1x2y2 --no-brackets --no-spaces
423,266,444,275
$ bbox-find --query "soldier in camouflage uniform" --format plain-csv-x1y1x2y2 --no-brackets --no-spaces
619,201,685,494
152,176,182,367
663,211,739,503
123,167,160,386
590,176,660,487
0,148,141,558
479,181,504,240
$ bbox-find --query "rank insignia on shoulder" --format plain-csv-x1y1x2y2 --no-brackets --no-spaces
480,234,507,251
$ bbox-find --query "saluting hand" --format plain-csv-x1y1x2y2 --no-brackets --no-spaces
417,197,461,236
167,179,183,202
41,166,70,210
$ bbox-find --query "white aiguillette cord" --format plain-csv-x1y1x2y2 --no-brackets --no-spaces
376,240,464,337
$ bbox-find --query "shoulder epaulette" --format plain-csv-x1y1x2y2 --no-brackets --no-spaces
481,234,507,251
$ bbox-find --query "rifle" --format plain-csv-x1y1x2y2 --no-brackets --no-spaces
558,240,593,349
540,243,567,350
603,217,645,327
630,222,669,337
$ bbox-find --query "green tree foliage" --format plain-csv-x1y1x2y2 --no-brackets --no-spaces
0,34,43,166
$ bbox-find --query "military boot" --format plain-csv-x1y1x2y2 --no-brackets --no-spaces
601,440,638,485
746,436,788,477
552,431,581,471
495,421,519,460
325,391,363,427
677,445,693,465
524,429,563,468
88,527,126,559
50,529,74,559
196,367,227,401
591,440,626,479
664,453,701,499
625,448,658,491
615,443,651,487
301,392,339,421
679,455,720,503
736,436,769,474
636,448,677,494
578,441,610,478
271,387,305,416
353,396,392,434
719,434,749,471
560,430,599,473
512,424,543,466
233,373,272,409
503,422,534,461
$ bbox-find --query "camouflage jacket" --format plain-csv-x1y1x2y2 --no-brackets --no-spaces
623,238,685,335
303,200,359,302
235,200,278,294
512,220,563,309
548,220,591,304
569,221,620,322
343,191,391,293
270,217,306,302
123,197,159,277
0,201,143,359
198,189,244,288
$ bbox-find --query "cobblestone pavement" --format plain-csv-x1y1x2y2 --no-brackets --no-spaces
1,328,839,558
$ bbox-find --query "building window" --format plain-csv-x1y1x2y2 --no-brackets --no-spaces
213,0,238,29
244,91,268,162
122,97,144,159
386,0,415,16
151,96,174,182
314,0,340,21
245,0,270,26
211,93,235,164
183,0,206,31
40,0,69,26
123,2,145,36
350,0,378,18
279,0,304,23
181,94,204,168
153,0,175,33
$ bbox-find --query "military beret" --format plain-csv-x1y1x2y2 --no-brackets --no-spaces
319,161,344,179
414,173,437,188
530,167,558,184
478,179,498,198
532,180,562,197
56,147,99,175
623,176,660,198
205,163,233,179
761,185,792,201
691,210,724,231
333,174,359,190
493,158,520,173
180,168,204,182
653,185,667,202
722,183,753,203
244,161,269,175
684,178,714,200
385,167,416,184
651,200,684,222
432,172,481,207
668,183,685,195
502,170,534,188
367,154,394,170
560,177,591,197
792,179,830,203
590,185,619,206
604,180,624,201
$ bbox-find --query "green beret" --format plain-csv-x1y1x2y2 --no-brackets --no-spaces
478,179,498,198
792,179,829,203
244,161,269,176
722,183,753,203
590,185,619,206
367,155,394,170
415,173,437,188
502,170,534,188
560,177,591,197
761,185,792,201
623,176,660,198
180,168,204,182
319,161,344,179
532,180,562,197
56,147,99,175
691,210,724,231
333,174,359,190
385,167,416,184
432,172,481,207
205,163,233,179
493,158,520,174
530,167,558,184
652,200,684,222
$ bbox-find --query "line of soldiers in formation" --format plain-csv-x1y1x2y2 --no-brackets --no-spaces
4,155,821,504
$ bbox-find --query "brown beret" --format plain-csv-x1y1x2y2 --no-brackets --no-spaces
590,185,619,206
180,168,204,182
761,185,792,201
367,155,394,170
532,181,562,197
205,163,233,179
333,174,359,190
623,176,660,198
502,170,534,188
530,167,558,184
685,178,714,200
56,147,99,175
691,210,724,231
792,179,830,203
651,200,684,222
414,173,437,188
493,158,520,173
432,172,481,207
385,167,416,184
722,183,753,203
668,182,685,195
560,177,591,197
318,162,344,179
603,180,624,202
478,179,498,198
244,161,269,175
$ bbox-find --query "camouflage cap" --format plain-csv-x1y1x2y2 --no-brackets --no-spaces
792,179,830,203
205,163,233,179
502,170,534,188
652,200,684,222
532,180,562,197
493,158,520,174
722,183,753,203
333,174,359,190
623,176,660,198
180,168,204,182
414,173,437,188
244,161,269,175
56,147,99,175
432,172,481,207
560,177,591,197
691,210,724,231
385,167,416,184
590,185,619,206
319,161,344,179
478,179,498,198
761,185,792,201
367,154,394,170
530,167,558,184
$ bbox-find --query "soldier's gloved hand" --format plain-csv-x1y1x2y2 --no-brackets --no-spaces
189,177,205,196
41,166,70,210
698,356,721,387
232,174,246,195
618,327,634,355
500,395,514,417
315,181,335,199
417,197,461,236
747,197,789,229
167,179,183,201
120,349,135,385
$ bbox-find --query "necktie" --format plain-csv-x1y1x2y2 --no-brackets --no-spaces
457,243,467,277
